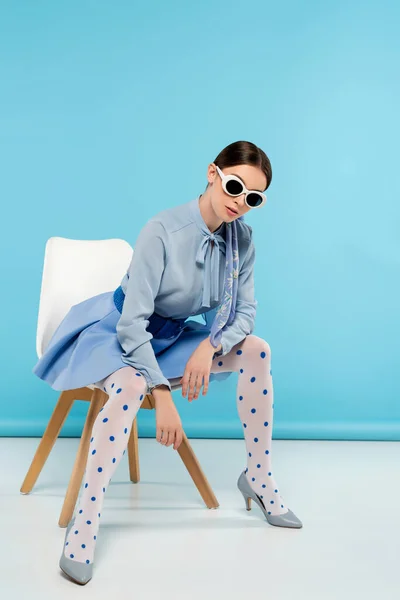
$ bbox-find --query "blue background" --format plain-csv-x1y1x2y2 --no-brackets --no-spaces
1,0,399,440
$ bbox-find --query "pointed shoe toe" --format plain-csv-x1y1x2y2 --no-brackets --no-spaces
59,516,93,585
59,554,93,585
265,508,303,528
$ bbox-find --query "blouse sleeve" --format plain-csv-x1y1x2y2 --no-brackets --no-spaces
214,235,258,357
116,219,172,391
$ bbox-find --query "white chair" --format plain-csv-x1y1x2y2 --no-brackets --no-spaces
21,237,219,528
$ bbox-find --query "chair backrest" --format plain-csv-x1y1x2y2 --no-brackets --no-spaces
36,237,133,358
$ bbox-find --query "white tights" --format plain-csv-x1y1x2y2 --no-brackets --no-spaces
64,334,288,565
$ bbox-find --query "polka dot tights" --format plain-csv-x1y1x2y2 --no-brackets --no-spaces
209,334,288,518
64,334,287,565
63,366,147,565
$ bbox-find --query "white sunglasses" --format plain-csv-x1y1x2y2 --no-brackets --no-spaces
215,165,267,208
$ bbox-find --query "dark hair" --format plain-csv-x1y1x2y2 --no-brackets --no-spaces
206,140,272,192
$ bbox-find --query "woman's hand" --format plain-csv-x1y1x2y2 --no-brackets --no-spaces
153,386,183,450
180,338,218,402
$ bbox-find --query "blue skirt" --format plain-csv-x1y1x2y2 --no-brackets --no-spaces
32,291,232,392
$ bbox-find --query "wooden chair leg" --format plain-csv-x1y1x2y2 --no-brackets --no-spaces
58,387,107,528
20,390,75,494
145,392,219,509
127,416,140,483
177,431,219,509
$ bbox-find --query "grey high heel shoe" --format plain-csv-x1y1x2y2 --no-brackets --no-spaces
237,470,303,529
59,516,93,585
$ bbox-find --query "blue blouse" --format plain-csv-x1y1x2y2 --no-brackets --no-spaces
116,195,258,388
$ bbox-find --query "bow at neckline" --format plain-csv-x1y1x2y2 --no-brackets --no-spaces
190,196,227,309
195,229,226,309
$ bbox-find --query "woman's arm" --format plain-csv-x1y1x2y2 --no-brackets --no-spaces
116,219,172,391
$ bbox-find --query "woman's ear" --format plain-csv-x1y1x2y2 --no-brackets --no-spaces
207,162,217,186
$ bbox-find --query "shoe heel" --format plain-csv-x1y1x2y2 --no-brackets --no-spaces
239,488,252,510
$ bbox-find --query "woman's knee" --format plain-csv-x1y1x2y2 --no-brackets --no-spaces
241,335,271,359
104,366,147,397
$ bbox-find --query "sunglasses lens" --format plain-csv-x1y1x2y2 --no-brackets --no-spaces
225,177,244,196
246,193,264,207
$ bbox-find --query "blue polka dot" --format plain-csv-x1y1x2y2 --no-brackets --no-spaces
91,450,96,455
262,484,266,488
124,427,128,434
257,464,261,468
251,408,256,413
110,436,115,441
81,544,86,548
111,383,114,388
79,509,83,513
103,487,105,492
245,468,248,473
86,560,90,564
264,421,269,426
86,520,91,525
263,389,268,395
94,535,96,540
268,472,272,476
103,387,106,392
90,437,93,442
112,458,116,463
91,496,96,501
265,450,269,454
254,437,258,442
260,351,266,358
239,395,243,401
252,477,255,481
240,368,244,373
270,500,274,504
236,350,243,355
243,423,247,428
70,554,74,558
140,395,143,400
275,489,278,493
116,388,122,394
123,404,128,410
250,377,256,382
74,530,78,534
65,542,69,546
98,513,101,517
248,452,252,457
103,418,108,423
135,373,141,377
85,483,88,488
98,467,103,472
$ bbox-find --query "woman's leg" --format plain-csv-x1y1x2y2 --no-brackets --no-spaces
63,366,147,565
209,335,288,516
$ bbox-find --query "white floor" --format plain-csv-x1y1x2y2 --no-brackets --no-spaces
0,437,399,599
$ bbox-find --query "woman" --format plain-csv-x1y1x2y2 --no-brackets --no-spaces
33,140,302,585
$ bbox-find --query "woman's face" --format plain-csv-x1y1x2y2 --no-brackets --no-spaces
207,162,268,222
